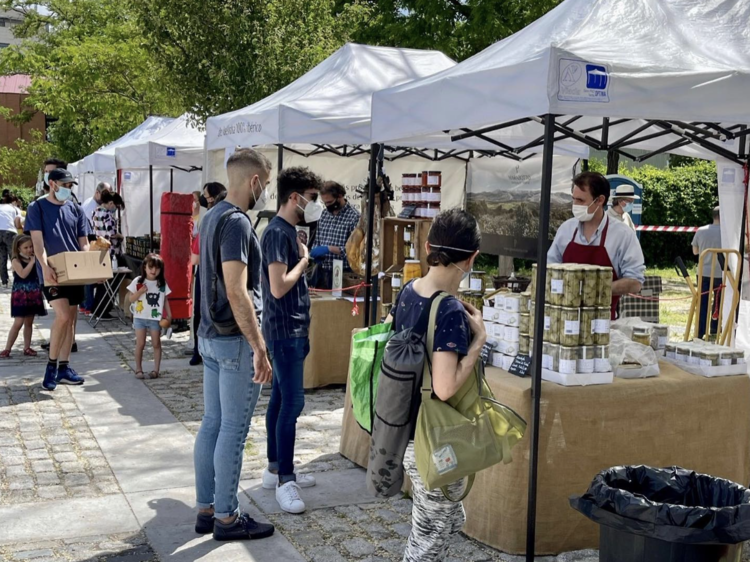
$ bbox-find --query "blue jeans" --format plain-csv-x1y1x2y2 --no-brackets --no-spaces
84,285,95,311
699,277,723,338
265,337,309,483
194,336,261,518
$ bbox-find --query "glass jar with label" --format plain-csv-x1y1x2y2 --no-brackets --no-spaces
559,307,581,347
579,307,596,346
561,265,583,308
544,304,561,344
675,343,691,363
577,346,595,374
699,350,720,367
594,345,610,373
581,265,599,307
519,292,531,313
519,334,530,356
593,307,611,345
519,312,530,335
733,350,746,365
652,324,669,351
596,266,613,307
547,265,564,306
687,348,701,366
543,343,559,371
632,326,651,347
559,346,577,374
530,263,538,297
665,343,677,360
469,271,485,293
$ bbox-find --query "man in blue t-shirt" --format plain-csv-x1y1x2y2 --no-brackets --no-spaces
261,166,323,514
25,169,88,390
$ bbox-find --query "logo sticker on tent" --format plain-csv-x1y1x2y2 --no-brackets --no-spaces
558,58,610,103
166,147,176,157
124,172,132,181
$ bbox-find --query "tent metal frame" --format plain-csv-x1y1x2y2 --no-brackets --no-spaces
428,113,750,561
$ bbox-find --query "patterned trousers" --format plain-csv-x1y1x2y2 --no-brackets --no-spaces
402,443,467,562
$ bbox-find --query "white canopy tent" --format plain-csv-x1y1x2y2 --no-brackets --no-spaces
79,116,174,202
370,0,749,558
115,114,205,237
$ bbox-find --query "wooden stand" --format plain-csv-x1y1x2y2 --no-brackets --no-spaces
379,218,433,318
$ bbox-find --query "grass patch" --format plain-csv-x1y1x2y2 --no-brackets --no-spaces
244,439,258,456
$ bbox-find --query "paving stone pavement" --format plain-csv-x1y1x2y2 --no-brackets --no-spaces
3,288,750,562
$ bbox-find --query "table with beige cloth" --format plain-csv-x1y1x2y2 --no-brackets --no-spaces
339,361,750,555
304,295,363,389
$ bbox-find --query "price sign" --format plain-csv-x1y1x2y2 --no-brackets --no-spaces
509,354,532,378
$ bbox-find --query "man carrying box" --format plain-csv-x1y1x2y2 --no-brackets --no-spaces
25,168,89,390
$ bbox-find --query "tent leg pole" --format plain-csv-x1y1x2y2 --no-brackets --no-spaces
277,144,284,172
363,144,379,327
170,168,174,193
733,128,748,334
526,114,556,562
149,165,154,253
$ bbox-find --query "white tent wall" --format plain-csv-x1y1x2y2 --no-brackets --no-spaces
119,168,203,237
205,147,467,216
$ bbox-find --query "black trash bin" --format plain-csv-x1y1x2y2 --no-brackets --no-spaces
570,465,750,562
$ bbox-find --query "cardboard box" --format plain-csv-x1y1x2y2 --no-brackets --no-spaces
46,251,113,286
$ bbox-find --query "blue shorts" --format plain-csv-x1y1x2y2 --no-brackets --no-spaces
133,318,161,332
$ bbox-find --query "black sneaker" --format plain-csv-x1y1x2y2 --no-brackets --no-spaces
213,512,275,541
41,342,50,351
195,512,214,534
189,354,203,366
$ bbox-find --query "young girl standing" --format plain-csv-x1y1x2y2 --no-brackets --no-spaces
1,235,47,357
127,254,171,379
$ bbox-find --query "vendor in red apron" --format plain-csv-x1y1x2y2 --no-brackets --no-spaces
548,172,645,320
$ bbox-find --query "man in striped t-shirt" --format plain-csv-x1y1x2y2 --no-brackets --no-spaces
260,166,323,514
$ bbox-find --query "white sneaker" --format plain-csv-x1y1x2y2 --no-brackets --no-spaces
262,468,317,490
276,481,305,514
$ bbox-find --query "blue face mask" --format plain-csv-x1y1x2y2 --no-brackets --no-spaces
43,172,49,185
56,186,72,202
623,202,634,214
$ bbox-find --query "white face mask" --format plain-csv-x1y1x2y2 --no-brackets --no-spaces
43,172,50,185
55,186,72,202
451,262,471,282
299,194,324,223
250,178,267,211
572,200,600,223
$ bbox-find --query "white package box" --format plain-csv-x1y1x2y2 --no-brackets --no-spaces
491,323,505,340
504,326,520,342
494,294,506,310
491,351,505,369
499,340,518,357
505,312,521,327
502,354,514,371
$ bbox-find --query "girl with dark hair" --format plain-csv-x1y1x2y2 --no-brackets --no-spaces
127,254,171,379
386,208,487,561
1,235,46,358
201,182,227,209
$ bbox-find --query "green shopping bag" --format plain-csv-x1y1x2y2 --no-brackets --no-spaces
349,322,393,433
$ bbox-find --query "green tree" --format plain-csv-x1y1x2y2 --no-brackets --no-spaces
0,129,52,187
338,0,563,61
131,0,369,123
0,0,184,162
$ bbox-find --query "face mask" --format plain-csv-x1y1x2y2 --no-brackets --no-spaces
56,186,72,202
299,195,324,223
326,200,342,213
451,262,471,282
623,202,634,214
572,200,599,222
199,195,208,208
250,179,267,211
43,172,49,186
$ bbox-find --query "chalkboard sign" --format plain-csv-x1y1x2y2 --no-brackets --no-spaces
398,205,417,219
509,354,532,378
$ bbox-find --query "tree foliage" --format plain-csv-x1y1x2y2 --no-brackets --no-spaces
338,0,564,61
0,129,52,187
131,0,370,123
0,0,184,162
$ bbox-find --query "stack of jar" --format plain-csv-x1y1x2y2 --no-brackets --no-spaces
401,173,420,207
483,291,532,371
536,263,614,375
665,341,745,367
400,171,442,219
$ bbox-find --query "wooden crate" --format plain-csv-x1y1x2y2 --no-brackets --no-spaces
380,218,433,311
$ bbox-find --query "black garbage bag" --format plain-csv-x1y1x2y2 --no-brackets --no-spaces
570,465,750,545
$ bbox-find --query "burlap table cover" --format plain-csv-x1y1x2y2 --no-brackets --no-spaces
339,361,750,555
304,296,363,389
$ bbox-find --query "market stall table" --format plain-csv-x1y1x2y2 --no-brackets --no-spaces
304,294,364,389
339,361,750,555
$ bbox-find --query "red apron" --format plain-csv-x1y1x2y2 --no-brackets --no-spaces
562,219,619,320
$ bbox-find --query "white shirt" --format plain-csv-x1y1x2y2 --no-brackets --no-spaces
126,278,171,321
0,204,20,233
607,206,636,231
548,214,646,284
82,197,99,227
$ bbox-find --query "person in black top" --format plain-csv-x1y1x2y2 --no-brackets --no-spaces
386,209,486,561
260,166,323,514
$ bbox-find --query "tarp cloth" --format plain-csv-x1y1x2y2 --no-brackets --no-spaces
339,361,750,554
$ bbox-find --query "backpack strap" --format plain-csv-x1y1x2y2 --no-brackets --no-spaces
209,208,251,326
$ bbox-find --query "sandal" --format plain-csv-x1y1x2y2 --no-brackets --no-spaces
23,348,37,357
0,350,10,358
147,371,160,379
135,371,146,379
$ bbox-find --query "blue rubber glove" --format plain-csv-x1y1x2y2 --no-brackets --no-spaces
310,246,331,261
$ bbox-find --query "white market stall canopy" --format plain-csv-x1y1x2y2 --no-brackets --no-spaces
205,43,456,150
371,0,750,162
83,116,175,175
115,113,205,170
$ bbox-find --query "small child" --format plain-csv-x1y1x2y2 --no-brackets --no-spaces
1,235,47,358
127,253,171,379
